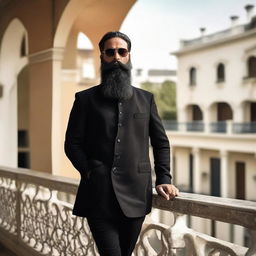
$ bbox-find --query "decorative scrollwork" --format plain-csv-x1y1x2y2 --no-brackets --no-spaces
183,234,238,256
168,214,246,256
134,222,172,256
0,169,255,256
0,176,17,234
20,182,99,255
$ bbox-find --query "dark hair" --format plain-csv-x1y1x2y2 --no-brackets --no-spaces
98,31,131,52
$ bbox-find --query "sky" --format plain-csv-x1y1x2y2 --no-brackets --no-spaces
119,0,256,70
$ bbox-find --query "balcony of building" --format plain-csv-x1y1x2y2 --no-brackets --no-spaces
163,120,256,134
164,99,256,135
0,166,256,256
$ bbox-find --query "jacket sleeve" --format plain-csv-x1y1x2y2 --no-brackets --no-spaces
64,93,89,178
149,94,172,186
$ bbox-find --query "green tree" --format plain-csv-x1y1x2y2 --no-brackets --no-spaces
141,80,176,120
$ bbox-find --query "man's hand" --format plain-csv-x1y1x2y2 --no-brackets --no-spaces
156,184,179,200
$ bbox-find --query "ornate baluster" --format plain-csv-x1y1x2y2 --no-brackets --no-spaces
245,229,256,256
0,176,17,234
15,178,21,244
134,214,173,255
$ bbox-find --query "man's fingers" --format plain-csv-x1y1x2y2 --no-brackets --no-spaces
175,188,180,196
167,186,179,197
157,186,170,200
156,184,180,200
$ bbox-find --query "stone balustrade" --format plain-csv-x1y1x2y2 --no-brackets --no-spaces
0,166,256,256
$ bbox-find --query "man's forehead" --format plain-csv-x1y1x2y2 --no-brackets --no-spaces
103,37,128,49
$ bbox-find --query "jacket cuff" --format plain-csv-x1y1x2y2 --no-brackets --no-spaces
155,175,172,186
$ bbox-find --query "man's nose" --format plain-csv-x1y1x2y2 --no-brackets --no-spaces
113,51,120,61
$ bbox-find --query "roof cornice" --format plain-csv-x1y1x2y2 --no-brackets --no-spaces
172,28,256,56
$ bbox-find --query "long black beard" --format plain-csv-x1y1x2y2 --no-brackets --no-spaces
100,59,133,100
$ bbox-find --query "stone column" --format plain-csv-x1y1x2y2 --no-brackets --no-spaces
192,147,201,193
204,106,211,134
59,68,80,178
178,107,186,132
233,103,244,122
29,48,64,173
220,150,228,198
52,48,65,176
226,120,233,134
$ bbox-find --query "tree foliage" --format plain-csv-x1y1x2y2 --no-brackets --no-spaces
141,80,176,120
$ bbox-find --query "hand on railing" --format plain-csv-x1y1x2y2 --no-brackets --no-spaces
156,184,179,200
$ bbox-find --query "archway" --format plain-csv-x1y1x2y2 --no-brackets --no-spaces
0,18,28,167
216,102,233,121
209,102,233,133
77,32,96,84
52,0,136,176
185,104,204,131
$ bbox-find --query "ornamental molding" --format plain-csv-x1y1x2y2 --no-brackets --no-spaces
29,48,64,64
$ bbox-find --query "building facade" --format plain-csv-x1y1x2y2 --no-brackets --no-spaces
169,5,256,246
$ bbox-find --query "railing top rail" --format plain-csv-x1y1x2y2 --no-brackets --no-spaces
153,192,256,230
0,166,79,194
1,166,256,229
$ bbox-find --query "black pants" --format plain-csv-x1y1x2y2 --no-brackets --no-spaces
87,214,145,256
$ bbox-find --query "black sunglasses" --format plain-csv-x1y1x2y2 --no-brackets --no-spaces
103,48,129,57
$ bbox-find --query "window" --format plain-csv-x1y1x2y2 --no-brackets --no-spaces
189,67,196,86
136,69,142,76
217,63,225,82
18,152,30,168
192,105,203,120
18,130,29,147
247,56,256,78
20,35,27,57
77,32,96,83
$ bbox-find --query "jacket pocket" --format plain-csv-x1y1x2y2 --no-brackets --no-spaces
133,113,148,119
88,159,103,169
138,162,151,173
87,159,104,179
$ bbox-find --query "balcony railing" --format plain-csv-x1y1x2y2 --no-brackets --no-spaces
233,122,256,134
162,121,204,132
210,121,227,133
186,121,204,132
163,120,256,134
0,166,256,255
162,120,180,131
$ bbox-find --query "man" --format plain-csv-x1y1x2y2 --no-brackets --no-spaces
65,31,179,256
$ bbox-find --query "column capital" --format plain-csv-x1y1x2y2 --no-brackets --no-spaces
192,147,200,155
29,48,65,64
220,150,228,157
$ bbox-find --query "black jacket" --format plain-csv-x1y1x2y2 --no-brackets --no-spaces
65,85,171,218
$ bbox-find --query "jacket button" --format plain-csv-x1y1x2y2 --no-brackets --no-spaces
118,123,122,127
112,167,117,173
117,138,121,143
115,154,121,159
119,111,123,115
